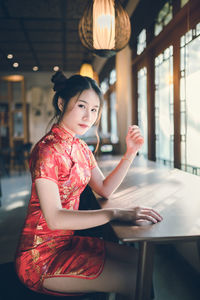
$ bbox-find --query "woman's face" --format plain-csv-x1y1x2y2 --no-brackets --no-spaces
59,89,100,136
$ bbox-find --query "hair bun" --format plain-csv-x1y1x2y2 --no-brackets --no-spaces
51,70,68,92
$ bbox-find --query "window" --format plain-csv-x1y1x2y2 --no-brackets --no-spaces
100,79,109,94
154,1,173,36
101,99,108,137
110,91,118,143
137,67,148,157
155,46,174,166
100,70,118,144
13,111,24,138
180,23,200,175
137,29,146,55
109,69,116,85
132,0,199,175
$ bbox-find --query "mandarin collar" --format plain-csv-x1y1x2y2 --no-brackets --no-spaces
51,124,75,141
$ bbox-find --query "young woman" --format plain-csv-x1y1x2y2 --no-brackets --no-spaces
15,71,162,299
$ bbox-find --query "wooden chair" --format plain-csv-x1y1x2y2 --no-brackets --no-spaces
12,142,32,174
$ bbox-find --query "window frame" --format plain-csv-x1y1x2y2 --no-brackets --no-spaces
131,0,200,168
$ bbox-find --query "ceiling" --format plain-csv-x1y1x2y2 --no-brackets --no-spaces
0,0,128,74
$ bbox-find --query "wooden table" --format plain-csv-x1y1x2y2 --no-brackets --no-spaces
96,155,200,300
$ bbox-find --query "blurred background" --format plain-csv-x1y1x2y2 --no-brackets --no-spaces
0,0,200,298
0,0,199,173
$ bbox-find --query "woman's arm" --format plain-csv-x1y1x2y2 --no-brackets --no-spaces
35,178,115,230
35,178,162,231
89,125,144,198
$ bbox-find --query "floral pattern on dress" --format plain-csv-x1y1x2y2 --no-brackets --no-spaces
15,124,105,296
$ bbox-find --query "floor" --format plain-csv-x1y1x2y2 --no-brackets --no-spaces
0,171,200,300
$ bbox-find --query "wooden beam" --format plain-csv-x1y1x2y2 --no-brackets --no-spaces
173,36,181,169
146,50,155,161
131,64,138,125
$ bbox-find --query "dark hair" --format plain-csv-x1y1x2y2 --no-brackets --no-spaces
50,70,103,152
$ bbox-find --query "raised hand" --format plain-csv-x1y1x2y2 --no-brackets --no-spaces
126,125,144,155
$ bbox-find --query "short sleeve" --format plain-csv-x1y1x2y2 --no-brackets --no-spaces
88,148,97,169
30,144,59,183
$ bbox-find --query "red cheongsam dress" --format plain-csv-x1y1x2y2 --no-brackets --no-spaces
15,124,105,296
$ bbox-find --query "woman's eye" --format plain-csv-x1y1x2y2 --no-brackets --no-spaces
91,108,97,112
78,104,85,108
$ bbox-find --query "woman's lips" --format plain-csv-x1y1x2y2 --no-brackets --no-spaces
79,124,89,128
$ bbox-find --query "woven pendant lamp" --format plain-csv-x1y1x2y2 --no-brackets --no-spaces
79,0,131,58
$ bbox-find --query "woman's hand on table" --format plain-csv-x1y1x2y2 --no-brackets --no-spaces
113,207,163,226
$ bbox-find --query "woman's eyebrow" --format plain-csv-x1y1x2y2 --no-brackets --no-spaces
78,99,87,104
78,99,99,108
